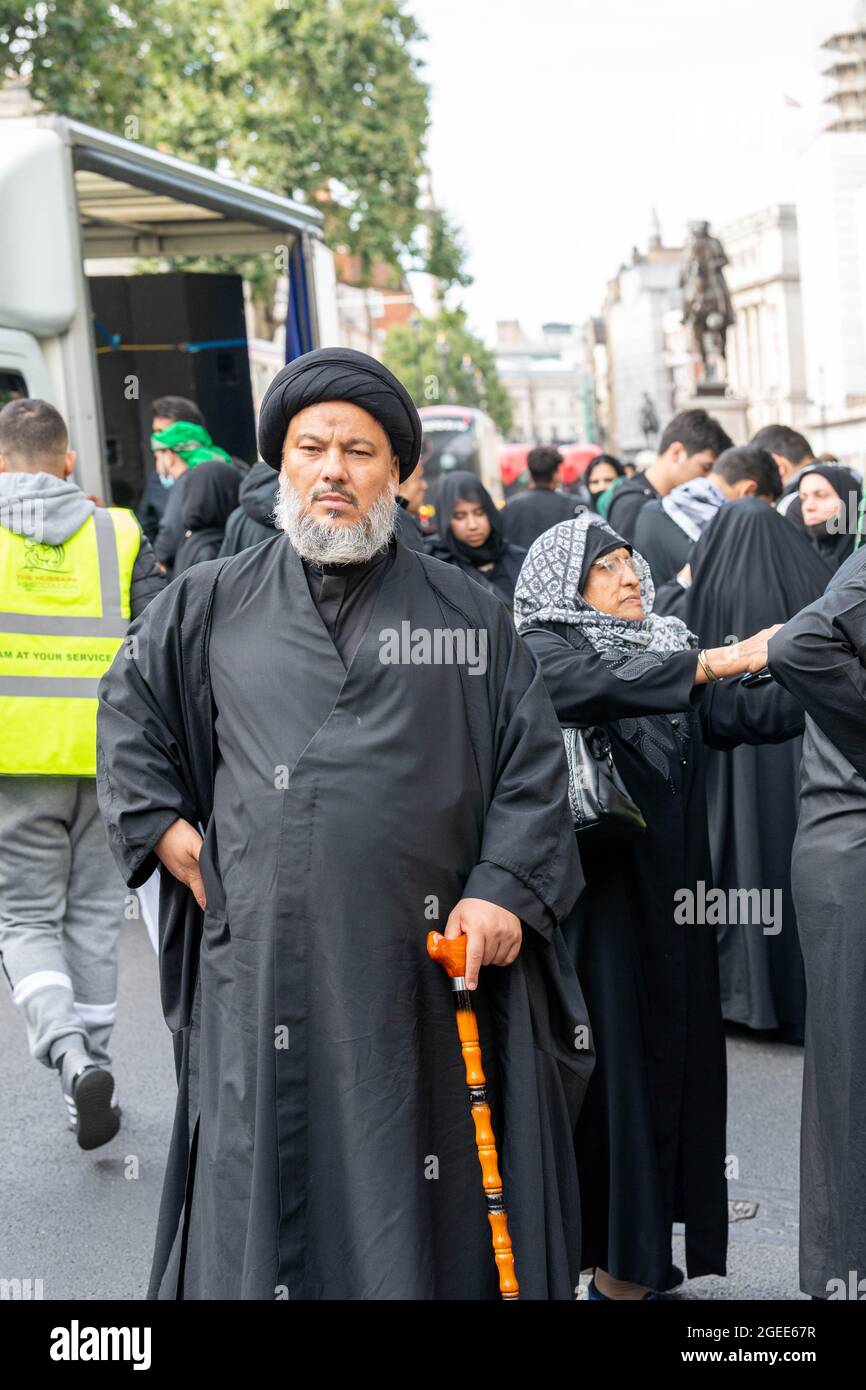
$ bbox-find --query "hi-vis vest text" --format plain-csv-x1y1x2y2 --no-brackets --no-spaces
0,507,140,776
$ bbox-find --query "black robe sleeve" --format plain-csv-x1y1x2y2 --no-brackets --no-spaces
521,624,698,725
697,674,804,750
769,564,866,778
522,623,803,751
97,566,219,887
98,565,221,1038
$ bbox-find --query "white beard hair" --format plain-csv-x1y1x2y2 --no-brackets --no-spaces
275,472,397,565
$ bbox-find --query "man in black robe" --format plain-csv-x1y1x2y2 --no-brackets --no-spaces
769,549,866,1298
96,346,591,1301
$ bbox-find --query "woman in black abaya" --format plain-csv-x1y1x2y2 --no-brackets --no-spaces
516,513,803,1299
684,499,831,1041
431,471,526,604
795,466,863,573
174,460,241,574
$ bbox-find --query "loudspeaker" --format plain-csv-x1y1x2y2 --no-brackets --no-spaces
89,277,140,508
89,272,257,507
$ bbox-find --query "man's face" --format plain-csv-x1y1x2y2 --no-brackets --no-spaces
669,443,717,484
281,401,399,529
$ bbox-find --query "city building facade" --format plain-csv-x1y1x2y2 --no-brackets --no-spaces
494,320,588,444
714,205,808,436
602,232,684,458
796,2,866,463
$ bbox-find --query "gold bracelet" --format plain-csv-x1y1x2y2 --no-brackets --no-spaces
697,649,721,682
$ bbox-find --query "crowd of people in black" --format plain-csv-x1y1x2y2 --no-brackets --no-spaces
118,381,865,1302
3,352,864,1303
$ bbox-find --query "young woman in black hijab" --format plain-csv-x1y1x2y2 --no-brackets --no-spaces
516,513,803,1300
795,466,863,572
431,470,526,604
584,453,625,512
173,459,241,574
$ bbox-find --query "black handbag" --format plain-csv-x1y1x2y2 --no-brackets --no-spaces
561,724,646,844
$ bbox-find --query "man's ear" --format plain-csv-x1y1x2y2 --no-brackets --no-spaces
738,479,757,498
64,450,76,478
0,453,7,474
391,455,401,487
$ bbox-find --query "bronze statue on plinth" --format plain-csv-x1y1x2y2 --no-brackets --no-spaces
681,220,735,392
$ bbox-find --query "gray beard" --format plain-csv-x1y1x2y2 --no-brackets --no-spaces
275,473,397,565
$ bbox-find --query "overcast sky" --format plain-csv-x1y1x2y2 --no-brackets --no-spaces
411,0,850,341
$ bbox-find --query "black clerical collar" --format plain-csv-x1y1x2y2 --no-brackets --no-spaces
303,539,396,581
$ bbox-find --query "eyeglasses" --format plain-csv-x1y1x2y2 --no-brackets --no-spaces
591,554,640,579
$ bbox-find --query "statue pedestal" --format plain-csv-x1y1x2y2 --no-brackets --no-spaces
686,387,750,446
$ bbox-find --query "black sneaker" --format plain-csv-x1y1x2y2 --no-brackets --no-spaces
63,1060,121,1151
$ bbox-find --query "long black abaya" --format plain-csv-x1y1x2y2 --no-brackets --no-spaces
684,499,830,1040
523,624,804,1288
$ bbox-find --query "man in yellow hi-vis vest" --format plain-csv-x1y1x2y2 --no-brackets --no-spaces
0,399,164,1149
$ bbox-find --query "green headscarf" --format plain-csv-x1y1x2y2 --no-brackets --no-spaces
150,420,233,469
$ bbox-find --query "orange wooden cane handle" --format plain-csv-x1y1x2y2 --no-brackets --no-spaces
427,930,467,978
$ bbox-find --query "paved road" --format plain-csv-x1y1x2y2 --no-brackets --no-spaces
0,923,805,1300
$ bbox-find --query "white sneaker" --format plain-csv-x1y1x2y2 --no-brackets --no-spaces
59,1052,120,1151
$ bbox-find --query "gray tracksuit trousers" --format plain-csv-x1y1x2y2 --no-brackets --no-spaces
0,777,124,1069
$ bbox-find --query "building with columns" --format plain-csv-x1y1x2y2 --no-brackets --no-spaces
716,205,808,436
601,229,684,458
494,321,587,444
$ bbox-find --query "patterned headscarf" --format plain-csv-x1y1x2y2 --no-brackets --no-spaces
514,512,697,672
661,476,726,542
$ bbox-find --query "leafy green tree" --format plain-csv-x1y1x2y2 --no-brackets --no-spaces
382,310,512,436
0,0,469,288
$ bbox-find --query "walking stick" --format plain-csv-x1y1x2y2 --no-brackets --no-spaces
427,930,519,1300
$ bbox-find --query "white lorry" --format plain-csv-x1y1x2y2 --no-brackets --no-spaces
0,95,333,499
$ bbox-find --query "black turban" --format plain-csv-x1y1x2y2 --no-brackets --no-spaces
257,347,422,481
